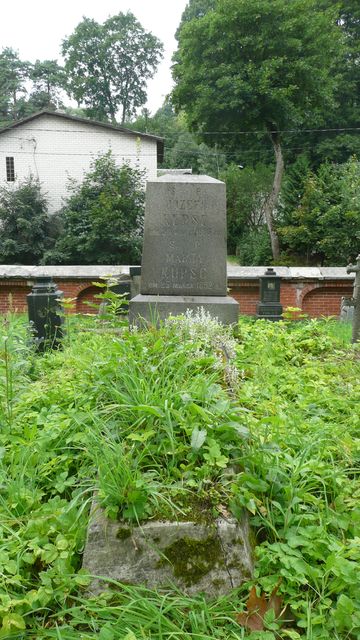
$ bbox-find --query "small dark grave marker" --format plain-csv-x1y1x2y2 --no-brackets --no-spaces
256,267,283,321
27,277,64,351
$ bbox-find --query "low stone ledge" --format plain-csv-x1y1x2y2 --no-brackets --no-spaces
129,294,239,327
82,506,253,597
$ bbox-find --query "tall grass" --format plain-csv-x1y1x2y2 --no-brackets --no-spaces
0,313,358,638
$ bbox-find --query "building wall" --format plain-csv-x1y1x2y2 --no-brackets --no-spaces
0,114,158,213
0,274,353,318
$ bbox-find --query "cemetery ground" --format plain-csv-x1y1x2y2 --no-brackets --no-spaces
0,307,359,639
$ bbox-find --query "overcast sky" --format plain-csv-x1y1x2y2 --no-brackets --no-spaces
0,0,188,114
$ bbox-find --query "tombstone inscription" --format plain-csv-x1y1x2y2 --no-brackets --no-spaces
129,175,239,325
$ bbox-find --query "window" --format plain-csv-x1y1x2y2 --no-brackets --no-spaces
6,157,15,182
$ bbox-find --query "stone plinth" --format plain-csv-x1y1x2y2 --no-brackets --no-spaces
129,174,239,326
82,509,253,597
129,294,239,326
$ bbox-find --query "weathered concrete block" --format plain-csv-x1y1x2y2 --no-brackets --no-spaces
82,508,253,597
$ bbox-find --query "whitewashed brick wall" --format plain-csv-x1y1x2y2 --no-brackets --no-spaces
0,114,158,213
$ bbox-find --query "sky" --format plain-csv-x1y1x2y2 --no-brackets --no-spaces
0,0,189,115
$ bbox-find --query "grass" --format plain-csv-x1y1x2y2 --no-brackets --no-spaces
0,309,359,638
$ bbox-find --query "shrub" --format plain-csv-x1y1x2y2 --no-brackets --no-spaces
0,175,52,264
46,152,146,265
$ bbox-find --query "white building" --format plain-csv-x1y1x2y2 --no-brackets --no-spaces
0,110,164,213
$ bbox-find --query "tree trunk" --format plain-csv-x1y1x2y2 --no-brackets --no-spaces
263,128,284,261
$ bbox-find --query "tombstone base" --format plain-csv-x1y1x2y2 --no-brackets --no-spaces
256,302,283,322
129,294,239,327
82,508,253,597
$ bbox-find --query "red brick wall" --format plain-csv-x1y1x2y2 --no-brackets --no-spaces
0,282,32,313
302,285,354,317
229,279,353,318
0,276,353,318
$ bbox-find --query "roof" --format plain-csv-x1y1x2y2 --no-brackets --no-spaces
0,110,164,162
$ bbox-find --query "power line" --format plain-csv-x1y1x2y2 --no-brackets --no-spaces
2,125,360,137
200,127,360,135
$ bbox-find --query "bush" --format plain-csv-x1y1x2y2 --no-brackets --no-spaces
219,163,273,259
46,152,146,265
0,175,52,264
279,157,360,265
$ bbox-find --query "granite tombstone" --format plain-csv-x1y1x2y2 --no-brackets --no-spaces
129,174,239,325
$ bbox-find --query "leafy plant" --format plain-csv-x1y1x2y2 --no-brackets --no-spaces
46,152,146,265
0,312,359,638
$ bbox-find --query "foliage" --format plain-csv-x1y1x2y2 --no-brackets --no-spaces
46,152,145,265
236,227,273,266
0,47,30,125
0,305,358,637
62,12,163,123
0,175,53,264
172,0,344,259
279,157,360,265
306,0,360,164
0,49,65,126
220,163,273,258
131,99,225,175
27,59,65,111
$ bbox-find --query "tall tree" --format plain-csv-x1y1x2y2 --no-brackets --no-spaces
172,0,343,260
62,12,163,123
0,48,30,125
28,59,65,111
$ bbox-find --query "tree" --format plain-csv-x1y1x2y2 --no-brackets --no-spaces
47,152,145,265
62,12,163,124
28,60,65,111
130,99,226,174
0,50,65,125
220,163,273,260
172,0,344,260
294,0,360,165
0,176,51,264
279,158,360,265
0,48,30,125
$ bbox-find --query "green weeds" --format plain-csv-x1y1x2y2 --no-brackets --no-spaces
0,313,358,638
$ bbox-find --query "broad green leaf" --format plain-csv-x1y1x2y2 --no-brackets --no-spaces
1,613,26,631
191,427,207,451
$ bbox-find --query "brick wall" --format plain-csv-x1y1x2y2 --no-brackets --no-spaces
228,278,353,318
0,273,353,318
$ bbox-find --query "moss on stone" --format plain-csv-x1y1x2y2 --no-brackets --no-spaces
159,535,224,587
116,527,131,540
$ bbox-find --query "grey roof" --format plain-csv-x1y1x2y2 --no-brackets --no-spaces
0,110,164,144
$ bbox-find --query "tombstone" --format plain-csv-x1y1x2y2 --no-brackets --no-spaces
27,277,64,351
346,254,360,343
256,267,283,321
340,296,355,323
129,175,239,325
